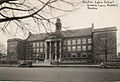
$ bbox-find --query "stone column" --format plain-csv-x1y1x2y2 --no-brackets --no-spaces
55,41,57,61
44,41,47,61
49,41,51,60
59,41,61,61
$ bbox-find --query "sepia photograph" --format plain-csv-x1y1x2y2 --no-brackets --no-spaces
0,0,120,82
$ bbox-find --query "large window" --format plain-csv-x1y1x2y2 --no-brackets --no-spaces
67,40,71,45
77,46,81,51
82,46,86,51
72,40,76,45
88,38,92,44
72,46,76,51
82,38,86,44
67,46,71,51
77,39,81,44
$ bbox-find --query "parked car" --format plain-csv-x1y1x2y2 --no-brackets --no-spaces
18,61,32,67
99,61,120,68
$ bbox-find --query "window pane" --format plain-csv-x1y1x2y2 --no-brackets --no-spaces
82,38,86,44
67,46,71,51
40,48,43,52
63,47,66,52
36,48,39,53
40,42,43,47
88,38,92,44
77,46,81,51
77,39,81,44
36,42,39,47
88,45,92,50
67,40,71,45
63,41,66,45
72,46,76,51
82,53,87,57
77,53,81,57
82,46,86,51
33,42,36,47
33,48,36,52
72,40,76,45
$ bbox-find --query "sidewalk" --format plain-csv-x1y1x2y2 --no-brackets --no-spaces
0,64,18,67
32,64,100,68
0,64,100,68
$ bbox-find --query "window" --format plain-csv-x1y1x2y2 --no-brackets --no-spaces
68,53,71,57
33,42,36,47
77,53,81,57
82,53,87,57
40,42,43,47
36,42,39,47
63,55,66,57
33,48,36,52
72,40,76,45
88,45,92,50
82,46,86,51
88,54,91,58
63,41,66,45
32,54,36,59
67,40,71,45
36,54,39,57
40,48,43,52
88,38,92,44
72,46,76,51
77,39,81,44
36,48,39,53
63,47,66,52
77,46,81,51
72,53,77,57
67,46,71,51
82,38,86,44
83,55,86,57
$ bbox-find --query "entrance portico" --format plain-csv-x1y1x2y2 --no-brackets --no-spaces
45,39,62,61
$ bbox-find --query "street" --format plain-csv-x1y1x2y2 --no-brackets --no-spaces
0,67,120,82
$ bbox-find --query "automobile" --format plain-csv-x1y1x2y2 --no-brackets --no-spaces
18,61,32,67
99,61,120,69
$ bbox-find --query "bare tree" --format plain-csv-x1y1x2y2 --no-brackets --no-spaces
0,0,82,35
93,32,117,62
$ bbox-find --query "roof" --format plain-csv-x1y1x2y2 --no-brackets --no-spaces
27,28,92,41
27,27,117,41
94,27,117,33
7,38,24,42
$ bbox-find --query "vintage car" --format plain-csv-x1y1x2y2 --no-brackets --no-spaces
18,61,32,67
99,61,120,68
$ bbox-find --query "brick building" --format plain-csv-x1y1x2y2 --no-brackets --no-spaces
7,18,117,64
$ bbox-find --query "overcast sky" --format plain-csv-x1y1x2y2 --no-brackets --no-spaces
0,0,120,52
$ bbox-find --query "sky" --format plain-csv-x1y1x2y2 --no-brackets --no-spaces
0,0,120,52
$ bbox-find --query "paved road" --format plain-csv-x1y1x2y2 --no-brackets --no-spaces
0,67,120,82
